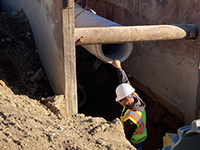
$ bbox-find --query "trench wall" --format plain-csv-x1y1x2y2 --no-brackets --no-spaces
88,0,200,124
0,0,65,95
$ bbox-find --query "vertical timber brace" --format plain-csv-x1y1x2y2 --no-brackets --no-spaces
62,1,78,116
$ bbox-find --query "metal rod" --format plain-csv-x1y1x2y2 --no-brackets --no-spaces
75,24,198,45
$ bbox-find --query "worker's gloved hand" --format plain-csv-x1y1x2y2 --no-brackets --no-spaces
110,59,121,69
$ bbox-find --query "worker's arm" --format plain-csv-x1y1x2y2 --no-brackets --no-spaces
117,67,130,84
111,59,130,84
124,119,137,141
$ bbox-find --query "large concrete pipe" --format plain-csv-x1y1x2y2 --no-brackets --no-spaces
74,3,133,63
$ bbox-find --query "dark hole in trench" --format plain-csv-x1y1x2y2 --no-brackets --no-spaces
0,61,19,84
76,46,121,121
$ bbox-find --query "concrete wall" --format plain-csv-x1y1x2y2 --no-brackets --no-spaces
0,0,65,94
89,0,200,124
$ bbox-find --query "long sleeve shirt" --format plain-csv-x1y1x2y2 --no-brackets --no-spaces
116,67,130,84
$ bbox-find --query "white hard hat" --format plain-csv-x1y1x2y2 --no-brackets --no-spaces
115,83,135,102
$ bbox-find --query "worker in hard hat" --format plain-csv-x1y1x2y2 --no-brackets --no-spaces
111,59,147,150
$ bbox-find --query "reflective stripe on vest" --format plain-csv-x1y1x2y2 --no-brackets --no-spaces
122,109,145,134
133,93,139,97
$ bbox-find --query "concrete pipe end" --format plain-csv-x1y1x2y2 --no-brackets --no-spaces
100,43,133,63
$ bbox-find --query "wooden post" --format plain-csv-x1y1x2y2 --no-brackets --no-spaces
62,1,78,116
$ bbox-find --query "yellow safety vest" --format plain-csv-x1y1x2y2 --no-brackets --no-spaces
120,93,147,144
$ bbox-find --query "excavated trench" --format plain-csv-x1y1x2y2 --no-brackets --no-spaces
73,3,184,149
76,46,184,149
0,7,184,149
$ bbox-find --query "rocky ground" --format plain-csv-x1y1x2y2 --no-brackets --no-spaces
0,9,184,150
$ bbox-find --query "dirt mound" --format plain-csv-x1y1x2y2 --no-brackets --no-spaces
0,79,134,150
0,79,135,150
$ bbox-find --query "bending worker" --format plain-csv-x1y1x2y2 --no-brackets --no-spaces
111,59,147,150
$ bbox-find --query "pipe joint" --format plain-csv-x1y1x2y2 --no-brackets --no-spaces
174,24,199,40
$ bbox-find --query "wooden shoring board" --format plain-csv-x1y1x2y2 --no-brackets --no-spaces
62,2,78,116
